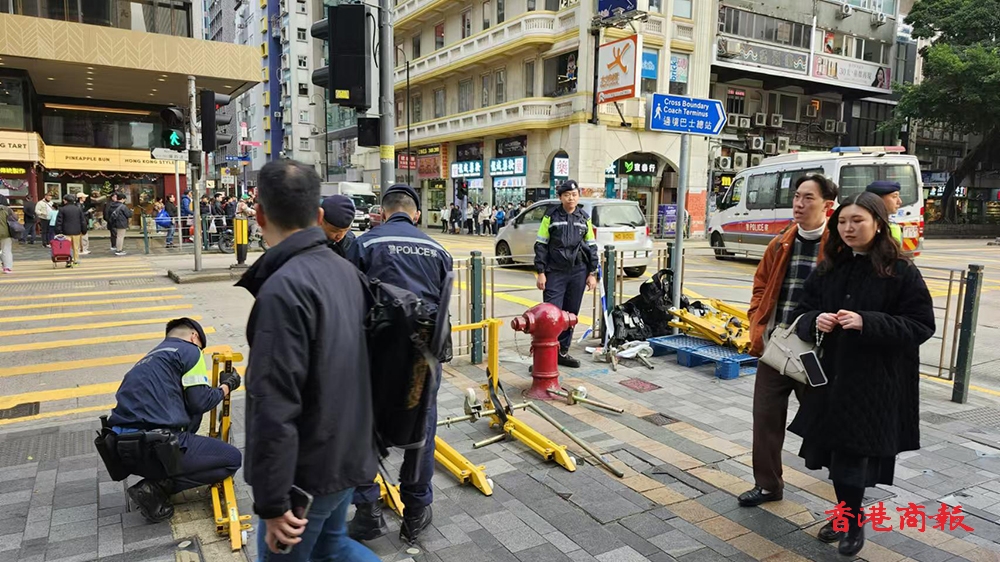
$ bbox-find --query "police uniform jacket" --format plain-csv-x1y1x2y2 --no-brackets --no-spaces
534,205,599,275
328,229,356,258
237,227,376,519
108,338,223,431
348,213,453,312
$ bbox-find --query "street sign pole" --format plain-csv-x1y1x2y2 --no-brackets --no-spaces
672,133,689,316
174,160,182,251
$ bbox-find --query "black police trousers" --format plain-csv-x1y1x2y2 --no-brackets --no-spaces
543,264,589,352
133,432,242,492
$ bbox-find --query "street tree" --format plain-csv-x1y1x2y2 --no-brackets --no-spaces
894,0,1000,220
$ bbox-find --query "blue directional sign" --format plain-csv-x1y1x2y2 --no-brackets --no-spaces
647,93,727,136
225,155,251,162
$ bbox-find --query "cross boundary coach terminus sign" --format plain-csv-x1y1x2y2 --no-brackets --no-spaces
646,93,727,135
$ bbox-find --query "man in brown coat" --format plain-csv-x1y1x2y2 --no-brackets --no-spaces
738,173,837,507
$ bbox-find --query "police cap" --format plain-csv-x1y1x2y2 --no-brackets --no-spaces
166,317,207,350
866,180,901,196
321,195,356,229
383,184,420,211
557,179,579,196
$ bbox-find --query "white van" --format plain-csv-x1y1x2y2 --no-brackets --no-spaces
709,146,924,259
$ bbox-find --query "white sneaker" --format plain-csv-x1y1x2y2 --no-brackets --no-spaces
81,250,91,255
110,247,118,252
115,251,127,256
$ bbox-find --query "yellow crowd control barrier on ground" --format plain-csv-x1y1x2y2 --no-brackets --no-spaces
209,351,252,552
668,299,751,353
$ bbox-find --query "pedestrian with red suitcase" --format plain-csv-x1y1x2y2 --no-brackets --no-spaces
50,235,73,268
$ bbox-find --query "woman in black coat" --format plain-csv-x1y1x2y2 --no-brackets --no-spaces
790,192,935,556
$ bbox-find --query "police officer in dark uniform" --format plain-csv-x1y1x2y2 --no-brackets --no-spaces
319,194,357,257
534,179,599,367
105,318,242,523
346,184,452,543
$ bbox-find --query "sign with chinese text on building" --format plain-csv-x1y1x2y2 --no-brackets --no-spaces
397,153,417,170
813,56,891,92
647,93,727,135
598,35,642,104
553,157,570,178
451,160,483,178
618,158,658,175
490,156,526,177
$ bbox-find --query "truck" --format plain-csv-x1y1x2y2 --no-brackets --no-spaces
320,182,378,230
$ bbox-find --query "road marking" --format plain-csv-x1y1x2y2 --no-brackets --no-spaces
0,287,178,302
14,259,148,270
0,344,232,378
0,404,115,427
0,327,217,353
920,373,1000,398
11,267,157,278
0,295,183,312
0,315,204,337
5,304,192,323
0,272,156,284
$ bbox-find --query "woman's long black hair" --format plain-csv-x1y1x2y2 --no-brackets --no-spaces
820,192,903,277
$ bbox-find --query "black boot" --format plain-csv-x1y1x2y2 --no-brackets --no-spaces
349,502,387,541
399,506,433,544
557,351,580,368
817,521,845,543
838,526,865,556
127,479,174,523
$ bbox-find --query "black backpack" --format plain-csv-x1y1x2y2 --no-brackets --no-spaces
356,272,453,458
610,268,680,347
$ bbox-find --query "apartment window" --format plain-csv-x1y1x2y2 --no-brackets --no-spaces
299,110,309,123
726,88,746,115
852,38,891,65
459,79,474,113
767,92,799,121
641,48,658,95
668,53,688,95
299,137,310,150
524,60,536,97
483,1,491,29
411,93,423,122
412,35,421,59
648,0,661,12
298,83,309,96
493,68,506,104
527,0,536,10
461,10,472,38
433,88,446,118
496,0,505,24
718,7,809,50
395,96,405,126
296,0,306,14
481,74,492,107
296,27,307,41
673,0,691,18
297,55,308,68
434,24,445,50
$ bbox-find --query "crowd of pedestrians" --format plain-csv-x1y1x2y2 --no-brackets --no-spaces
439,201,527,235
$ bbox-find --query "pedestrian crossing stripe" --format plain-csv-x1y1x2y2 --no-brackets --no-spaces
13,259,148,271
4,266,156,277
0,294,184,312
0,326,217,353
0,344,233,378
0,315,204,337
4,304,192,324
0,272,157,284
0,287,178,302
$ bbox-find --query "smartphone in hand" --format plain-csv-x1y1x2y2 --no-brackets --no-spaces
277,486,314,554
799,351,828,388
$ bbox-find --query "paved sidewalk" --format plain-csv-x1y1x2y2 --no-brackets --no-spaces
2,345,1000,561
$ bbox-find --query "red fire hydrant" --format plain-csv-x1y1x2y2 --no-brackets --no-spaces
511,303,578,400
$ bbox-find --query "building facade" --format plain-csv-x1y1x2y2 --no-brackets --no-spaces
0,1,258,217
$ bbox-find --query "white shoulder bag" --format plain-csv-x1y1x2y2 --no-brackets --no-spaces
759,315,823,385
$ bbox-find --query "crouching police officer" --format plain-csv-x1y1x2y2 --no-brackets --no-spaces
535,179,599,368
97,318,242,523
347,184,453,544
320,194,357,257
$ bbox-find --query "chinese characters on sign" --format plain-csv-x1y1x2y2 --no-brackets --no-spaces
825,502,975,533
647,93,727,135
597,35,641,104
813,56,891,91
619,159,657,175
553,157,570,178
450,160,483,178
489,156,526,176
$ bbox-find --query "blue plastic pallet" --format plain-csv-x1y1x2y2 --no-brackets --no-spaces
647,335,714,357
677,344,758,380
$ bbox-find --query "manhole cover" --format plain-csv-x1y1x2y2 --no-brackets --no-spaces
949,407,1000,427
0,402,39,420
620,378,661,393
641,412,679,426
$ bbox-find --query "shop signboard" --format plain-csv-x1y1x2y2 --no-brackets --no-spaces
657,204,677,237
451,160,483,178
597,35,641,104
489,156,526,176
495,136,527,157
553,157,570,178
813,55,891,91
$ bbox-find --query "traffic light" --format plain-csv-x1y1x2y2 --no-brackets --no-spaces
458,180,469,199
160,106,185,150
199,89,233,151
311,4,371,110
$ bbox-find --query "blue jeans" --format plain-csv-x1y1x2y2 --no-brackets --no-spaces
257,487,379,562
165,224,175,245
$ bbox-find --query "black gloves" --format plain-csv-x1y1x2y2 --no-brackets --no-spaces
221,372,242,394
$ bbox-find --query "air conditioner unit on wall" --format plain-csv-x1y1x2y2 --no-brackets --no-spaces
750,154,764,167
750,137,765,151
836,121,848,134
805,105,819,119
733,152,748,171
716,156,733,170
838,3,854,18
273,110,283,119
764,142,777,155
753,113,767,127
769,114,784,128
824,119,837,133
872,12,887,26
738,117,752,129
727,113,740,128
777,136,790,152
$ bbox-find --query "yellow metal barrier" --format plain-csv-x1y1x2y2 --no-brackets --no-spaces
209,351,252,551
668,302,751,353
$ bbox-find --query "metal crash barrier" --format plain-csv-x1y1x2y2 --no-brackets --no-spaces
208,351,252,551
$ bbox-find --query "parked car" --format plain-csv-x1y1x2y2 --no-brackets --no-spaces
494,198,653,277
368,205,383,229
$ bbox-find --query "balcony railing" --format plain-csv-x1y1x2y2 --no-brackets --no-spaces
395,10,574,87
396,95,583,145
597,97,647,127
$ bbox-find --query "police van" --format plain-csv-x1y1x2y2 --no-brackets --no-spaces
709,146,924,259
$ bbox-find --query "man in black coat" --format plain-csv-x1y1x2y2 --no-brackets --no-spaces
55,194,87,266
236,159,378,561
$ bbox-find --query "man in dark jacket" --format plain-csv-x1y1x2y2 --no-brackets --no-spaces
237,160,378,561
319,194,356,257
20,194,34,244
347,184,452,544
533,179,599,367
56,194,87,266
105,192,132,256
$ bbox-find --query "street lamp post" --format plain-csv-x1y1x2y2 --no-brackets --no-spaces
396,46,411,186
309,93,330,181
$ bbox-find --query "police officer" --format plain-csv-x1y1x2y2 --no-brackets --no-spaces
866,180,903,245
347,184,452,543
535,179,599,368
106,318,242,523
319,194,357,257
